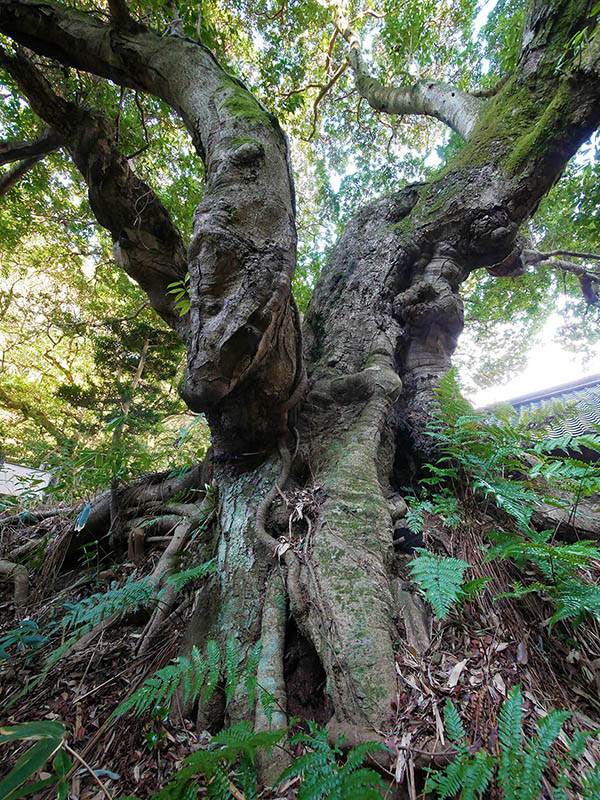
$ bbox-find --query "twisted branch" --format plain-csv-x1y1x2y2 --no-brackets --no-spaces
329,0,482,140
523,247,600,305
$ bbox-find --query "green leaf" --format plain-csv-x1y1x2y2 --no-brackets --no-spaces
52,750,72,778
409,550,469,620
0,721,65,743
0,738,63,799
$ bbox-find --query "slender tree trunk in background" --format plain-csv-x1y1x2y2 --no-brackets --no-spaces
1,0,600,779
109,336,150,545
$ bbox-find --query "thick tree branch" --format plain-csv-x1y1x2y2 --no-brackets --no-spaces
525,248,600,263
0,125,62,198
107,0,138,31
468,74,510,99
1,50,189,333
0,0,300,450
0,153,41,197
330,0,482,140
0,127,62,164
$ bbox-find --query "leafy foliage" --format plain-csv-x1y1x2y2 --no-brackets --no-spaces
167,273,190,316
164,559,217,590
149,722,288,800
112,646,208,719
418,370,600,628
426,688,600,800
277,723,387,800
58,576,156,633
408,549,470,620
112,637,268,720
0,619,48,661
0,720,70,800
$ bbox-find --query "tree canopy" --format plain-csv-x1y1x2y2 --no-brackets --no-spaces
1,0,599,487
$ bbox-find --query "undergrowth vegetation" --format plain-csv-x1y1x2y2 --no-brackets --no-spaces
426,687,600,800
2,372,600,798
406,370,600,629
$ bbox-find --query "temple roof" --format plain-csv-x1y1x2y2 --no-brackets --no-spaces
498,373,600,438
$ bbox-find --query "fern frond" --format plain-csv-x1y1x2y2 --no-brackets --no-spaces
58,577,155,633
207,764,232,800
582,763,600,799
111,646,207,719
473,476,536,532
278,725,384,800
549,581,600,629
409,550,469,620
460,750,495,800
340,767,385,799
425,752,470,799
164,559,217,591
340,741,386,774
443,700,466,743
224,637,239,707
204,639,221,703
236,756,258,800
259,689,275,727
498,686,523,753
211,721,287,763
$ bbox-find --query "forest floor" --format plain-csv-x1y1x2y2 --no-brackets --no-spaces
2,487,600,799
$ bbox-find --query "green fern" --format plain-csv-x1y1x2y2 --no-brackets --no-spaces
57,577,155,633
426,701,494,799
111,646,208,719
259,688,276,727
548,581,600,629
426,371,600,629
427,687,599,800
111,635,264,723
409,549,470,620
444,700,466,743
165,559,217,591
582,763,600,799
224,638,239,707
152,722,288,800
277,723,386,800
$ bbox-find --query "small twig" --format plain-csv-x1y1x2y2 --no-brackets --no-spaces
114,86,126,142
127,93,150,159
256,0,285,22
538,248,600,261
63,742,114,800
74,632,105,699
279,82,323,98
74,653,149,702
306,62,348,141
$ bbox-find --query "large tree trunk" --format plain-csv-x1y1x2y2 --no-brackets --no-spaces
1,0,600,790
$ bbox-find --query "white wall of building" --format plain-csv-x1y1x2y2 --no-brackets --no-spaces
0,461,52,498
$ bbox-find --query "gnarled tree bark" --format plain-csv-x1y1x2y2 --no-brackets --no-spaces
1,0,600,785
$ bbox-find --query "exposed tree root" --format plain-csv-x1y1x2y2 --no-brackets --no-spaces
254,569,290,783
137,499,211,656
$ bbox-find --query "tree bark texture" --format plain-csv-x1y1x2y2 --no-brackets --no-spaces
1,0,600,754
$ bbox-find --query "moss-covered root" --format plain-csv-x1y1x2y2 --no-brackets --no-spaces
254,569,290,783
302,354,402,728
